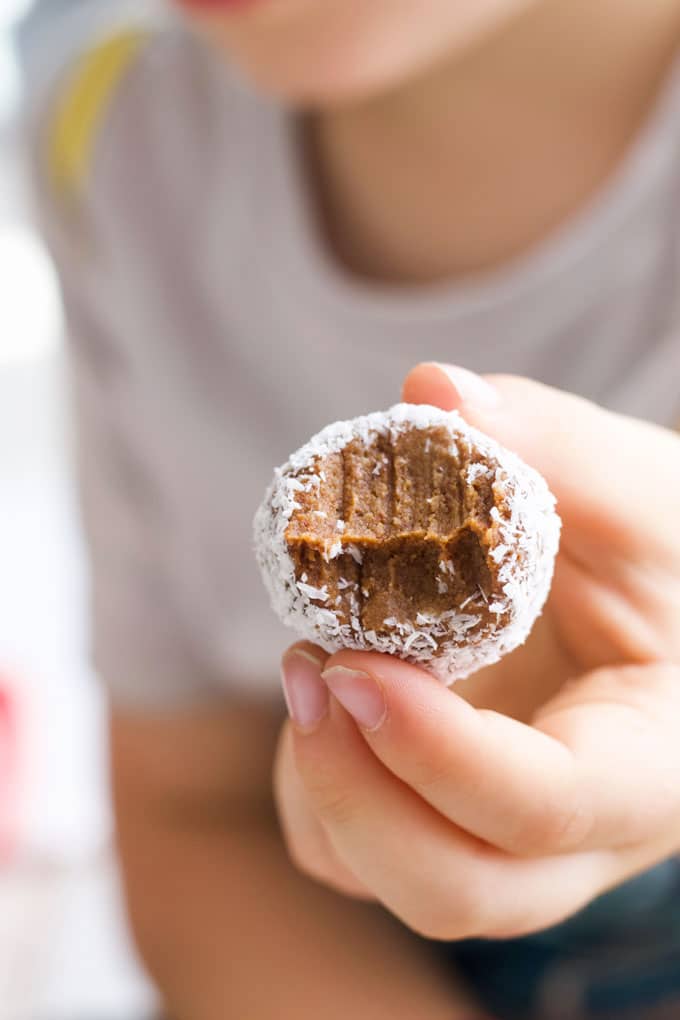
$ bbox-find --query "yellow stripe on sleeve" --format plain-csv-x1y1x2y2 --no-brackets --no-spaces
48,29,148,201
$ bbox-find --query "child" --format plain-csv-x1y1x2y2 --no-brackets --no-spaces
20,1,680,1017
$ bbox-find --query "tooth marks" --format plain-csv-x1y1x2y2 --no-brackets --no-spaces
385,432,395,534
430,429,463,535
285,426,500,641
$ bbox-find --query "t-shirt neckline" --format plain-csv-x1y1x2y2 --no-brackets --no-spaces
263,51,680,327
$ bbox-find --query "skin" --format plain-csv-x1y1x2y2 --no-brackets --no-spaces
109,2,680,1017
276,364,680,938
184,0,680,283
182,0,544,105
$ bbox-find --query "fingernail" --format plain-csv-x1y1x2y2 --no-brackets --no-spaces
321,667,387,732
430,364,500,408
281,650,329,732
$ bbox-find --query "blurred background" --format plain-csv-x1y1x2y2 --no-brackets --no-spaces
0,2,157,1017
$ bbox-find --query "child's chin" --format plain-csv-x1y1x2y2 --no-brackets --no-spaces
224,47,423,110
193,0,536,108
239,68,390,110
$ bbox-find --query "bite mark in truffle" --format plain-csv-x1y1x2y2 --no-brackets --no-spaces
253,403,561,683
284,427,506,650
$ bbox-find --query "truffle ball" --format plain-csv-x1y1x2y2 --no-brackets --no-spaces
254,403,560,683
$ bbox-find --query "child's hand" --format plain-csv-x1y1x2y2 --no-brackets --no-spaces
274,364,680,939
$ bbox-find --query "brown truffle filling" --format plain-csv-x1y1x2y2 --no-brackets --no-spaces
285,426,509,640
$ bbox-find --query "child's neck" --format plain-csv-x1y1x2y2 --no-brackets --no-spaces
308,0,680,284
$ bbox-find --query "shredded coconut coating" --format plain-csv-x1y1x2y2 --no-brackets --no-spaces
253,403,561,683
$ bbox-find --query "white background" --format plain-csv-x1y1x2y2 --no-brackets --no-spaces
0,3,158,1017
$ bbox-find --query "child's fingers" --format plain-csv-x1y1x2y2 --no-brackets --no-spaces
292,689,500,939
320,651,680,858
402,363,680,566
290,676,612,939
321,649,588,857
534,660,680,850
274,721,373,901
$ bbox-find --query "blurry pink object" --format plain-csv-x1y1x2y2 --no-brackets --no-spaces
0,679,19,863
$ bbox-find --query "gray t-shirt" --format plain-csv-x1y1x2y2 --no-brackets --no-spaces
24,18,680,710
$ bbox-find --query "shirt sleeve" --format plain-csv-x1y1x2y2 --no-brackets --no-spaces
16,1,152,127
16,1,159,203
20,15,230,712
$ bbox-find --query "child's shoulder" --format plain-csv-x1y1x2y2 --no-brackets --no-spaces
25,15,257,217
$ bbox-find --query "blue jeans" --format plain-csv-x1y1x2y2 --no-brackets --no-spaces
432,860,680,1019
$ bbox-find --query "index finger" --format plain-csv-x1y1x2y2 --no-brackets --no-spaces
322,649,587,857
321,651,680,857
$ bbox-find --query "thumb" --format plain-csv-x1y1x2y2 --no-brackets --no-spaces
402,362,680,561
